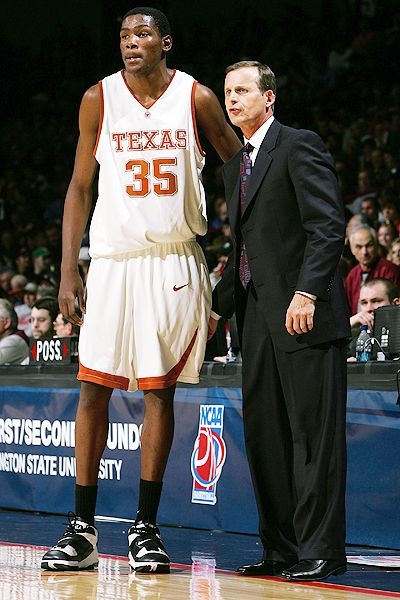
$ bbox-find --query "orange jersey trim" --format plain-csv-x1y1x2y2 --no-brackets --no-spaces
78,362,129,390
137,329,198,390
121,68,177,108
93,80,104,157
191,81,205,157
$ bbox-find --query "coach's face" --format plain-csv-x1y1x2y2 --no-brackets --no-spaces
224,67,275,139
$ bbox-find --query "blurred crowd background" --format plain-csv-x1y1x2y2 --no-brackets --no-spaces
0,0,399,355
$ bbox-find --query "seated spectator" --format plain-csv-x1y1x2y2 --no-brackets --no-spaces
360,195,382,230
369,148,388,190
15,282,38,336
347,278,399,360
32,247,59,288
8,274,28,306
0,299,29,365
14,246,35,280
346,169,377,214
344,224,400,315
341,213,369,275
53,312,79,338
202,195,229,250
32,247,52,276
29,296,59,340
36,282,58,299
44,221,62,265
0,266,14,300
388,237,400,266
380,197,400,234
377,221,397,256
205,218,232,276
0,229,17,268
209,196,228,230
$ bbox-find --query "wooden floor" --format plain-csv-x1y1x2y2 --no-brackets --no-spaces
0,543,399,600
0,511,399,599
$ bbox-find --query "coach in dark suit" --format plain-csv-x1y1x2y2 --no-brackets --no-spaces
208,61,351,582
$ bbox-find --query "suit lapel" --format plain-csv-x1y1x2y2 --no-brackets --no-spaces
243,120,280,210
223,120,281,228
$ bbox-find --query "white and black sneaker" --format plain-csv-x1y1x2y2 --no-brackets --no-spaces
41,513,98,571
128,521,170,573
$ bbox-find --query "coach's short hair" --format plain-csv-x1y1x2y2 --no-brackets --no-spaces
225,61,277,95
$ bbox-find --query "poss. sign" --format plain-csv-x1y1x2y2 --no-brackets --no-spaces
29,337,77,364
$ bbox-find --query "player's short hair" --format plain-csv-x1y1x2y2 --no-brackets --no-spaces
122,7,171,36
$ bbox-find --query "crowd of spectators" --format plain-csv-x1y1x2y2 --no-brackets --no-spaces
1,3,400,363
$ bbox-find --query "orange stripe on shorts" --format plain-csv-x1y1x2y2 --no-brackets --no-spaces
78,363,130,390
137,329,198,390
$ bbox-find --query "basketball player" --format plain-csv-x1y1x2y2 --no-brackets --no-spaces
41,7,241,573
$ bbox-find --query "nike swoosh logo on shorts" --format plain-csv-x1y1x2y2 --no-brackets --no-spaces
173,284,188,291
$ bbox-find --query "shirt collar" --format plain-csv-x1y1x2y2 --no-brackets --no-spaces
244,115,275,152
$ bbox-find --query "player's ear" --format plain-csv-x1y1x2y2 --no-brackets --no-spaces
162,35,173,53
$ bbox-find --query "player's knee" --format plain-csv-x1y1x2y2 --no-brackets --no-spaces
144,388,175,412
79,381,112,410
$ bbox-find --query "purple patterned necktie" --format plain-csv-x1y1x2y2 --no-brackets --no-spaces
239,143,253,287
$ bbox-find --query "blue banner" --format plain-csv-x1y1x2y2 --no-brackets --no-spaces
0,385,258,534
0,380,399,547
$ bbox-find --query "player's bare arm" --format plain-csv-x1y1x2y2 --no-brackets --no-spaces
59,84,100,324
194,83,242,162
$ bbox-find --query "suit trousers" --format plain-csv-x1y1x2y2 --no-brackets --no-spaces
241,283,347,562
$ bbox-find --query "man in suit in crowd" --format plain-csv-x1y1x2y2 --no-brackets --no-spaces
208,61,350,582
344,224,400,315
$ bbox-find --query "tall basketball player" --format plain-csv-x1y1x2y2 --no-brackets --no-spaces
41,6,241,574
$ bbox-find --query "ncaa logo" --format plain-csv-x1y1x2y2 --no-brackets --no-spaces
191,404,226,505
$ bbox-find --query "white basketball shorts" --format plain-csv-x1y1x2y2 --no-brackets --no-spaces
77,240,211,392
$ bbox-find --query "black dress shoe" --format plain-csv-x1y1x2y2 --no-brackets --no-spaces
281,559,347,581
237,559,293,576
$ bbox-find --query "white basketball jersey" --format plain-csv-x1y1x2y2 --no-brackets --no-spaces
90,69,207,257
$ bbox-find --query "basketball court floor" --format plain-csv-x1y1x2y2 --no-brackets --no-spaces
0,509,399,599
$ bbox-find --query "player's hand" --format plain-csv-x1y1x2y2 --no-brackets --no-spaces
285,293,315,335
58,269,85,326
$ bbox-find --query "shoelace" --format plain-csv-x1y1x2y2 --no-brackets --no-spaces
63,511,87,534
133,522,157,532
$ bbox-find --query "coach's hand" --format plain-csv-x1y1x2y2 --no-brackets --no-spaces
285,293,315,335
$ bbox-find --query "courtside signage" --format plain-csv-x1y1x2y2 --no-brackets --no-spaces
29,337,75,363
190,404,226,505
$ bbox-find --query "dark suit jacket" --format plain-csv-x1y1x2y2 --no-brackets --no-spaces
212,119,351,352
